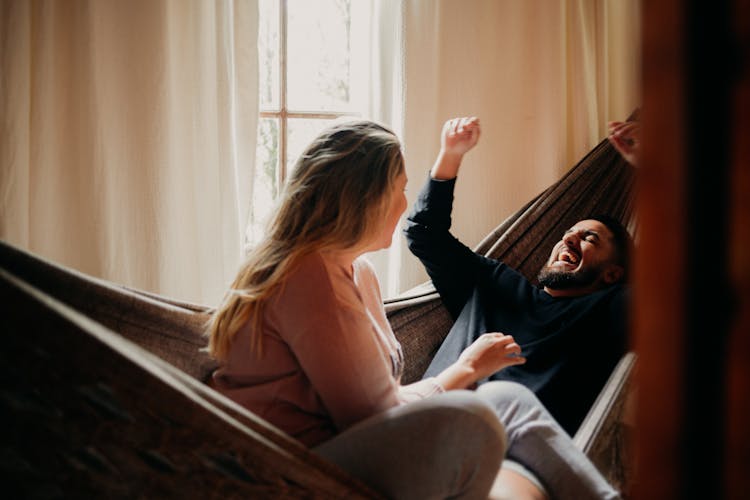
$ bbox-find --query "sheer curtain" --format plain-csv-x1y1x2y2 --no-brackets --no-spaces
359,0,406,298
0,0,640,302
0,0,259,304
395,0,641,292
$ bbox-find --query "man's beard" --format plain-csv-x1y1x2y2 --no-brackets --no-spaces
537,265,600,290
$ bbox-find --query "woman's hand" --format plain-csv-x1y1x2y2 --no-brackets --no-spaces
608,120,640,167
436,332,526,391
431,117,481,180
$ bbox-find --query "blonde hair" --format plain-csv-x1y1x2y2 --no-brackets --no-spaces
207,120,404,360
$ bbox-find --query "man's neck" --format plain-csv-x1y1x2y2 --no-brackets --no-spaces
543,285,603,298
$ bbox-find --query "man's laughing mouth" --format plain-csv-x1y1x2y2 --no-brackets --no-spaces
551,247,580,269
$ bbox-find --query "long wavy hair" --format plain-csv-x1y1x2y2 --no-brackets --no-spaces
207,120,405,360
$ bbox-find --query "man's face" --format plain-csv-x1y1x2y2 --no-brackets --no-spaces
538,219,623,294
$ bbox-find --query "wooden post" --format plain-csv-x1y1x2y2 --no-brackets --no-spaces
726,2,750,498
636,0,750,497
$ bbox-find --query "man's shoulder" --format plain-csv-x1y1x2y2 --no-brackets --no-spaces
577,283,630,319
579,282,630,304
480,260,542,296
602,282,630,301
486,261,536,284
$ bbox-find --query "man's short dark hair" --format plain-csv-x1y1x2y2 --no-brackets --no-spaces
586,214,633,281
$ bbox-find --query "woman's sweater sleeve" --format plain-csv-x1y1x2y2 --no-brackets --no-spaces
398,378,445,403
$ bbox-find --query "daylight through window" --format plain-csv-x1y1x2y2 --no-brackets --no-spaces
250,0,369,244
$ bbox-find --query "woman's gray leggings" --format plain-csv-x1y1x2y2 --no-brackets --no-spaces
315,381,620,499
477,381,621,499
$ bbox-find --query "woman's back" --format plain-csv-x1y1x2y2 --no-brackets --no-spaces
210,251,401,446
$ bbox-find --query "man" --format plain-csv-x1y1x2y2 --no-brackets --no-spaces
405,116,637,435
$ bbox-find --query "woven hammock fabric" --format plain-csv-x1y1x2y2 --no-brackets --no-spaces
0,129,636,497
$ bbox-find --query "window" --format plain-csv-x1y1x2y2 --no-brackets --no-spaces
249,0,371,244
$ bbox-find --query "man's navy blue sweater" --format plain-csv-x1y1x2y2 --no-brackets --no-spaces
405,177,628,435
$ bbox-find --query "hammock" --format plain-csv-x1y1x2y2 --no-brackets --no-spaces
0,133,636,498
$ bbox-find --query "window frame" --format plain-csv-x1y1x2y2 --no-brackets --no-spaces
259,0,360,190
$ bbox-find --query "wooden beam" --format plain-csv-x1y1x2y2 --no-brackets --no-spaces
637,0,748,497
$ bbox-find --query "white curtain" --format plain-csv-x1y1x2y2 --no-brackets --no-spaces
395,0,641,292
0,0,640,302
358,0,406,298
0,0,259,305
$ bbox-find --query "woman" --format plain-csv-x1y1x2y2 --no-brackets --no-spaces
207,120,620,499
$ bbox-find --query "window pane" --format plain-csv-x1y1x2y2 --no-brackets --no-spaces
287,0,353,112
258,0,280,110
286,117,339,176
248,118,280,245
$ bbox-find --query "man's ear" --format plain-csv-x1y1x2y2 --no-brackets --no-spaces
603,264,625,285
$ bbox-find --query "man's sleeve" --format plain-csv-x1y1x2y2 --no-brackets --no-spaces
404,175,492,319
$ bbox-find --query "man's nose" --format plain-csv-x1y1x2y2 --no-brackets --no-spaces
563,231,580,246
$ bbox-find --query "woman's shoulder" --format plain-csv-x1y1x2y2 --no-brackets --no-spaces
278,251,362,308
352,256,381,298
274,251,326,293
352,255,377,280
291,250,329,276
